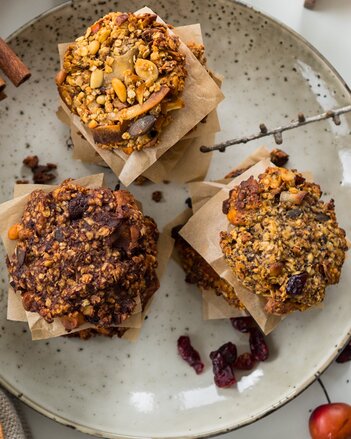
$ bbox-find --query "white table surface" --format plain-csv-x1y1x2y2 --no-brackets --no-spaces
1,1,351,438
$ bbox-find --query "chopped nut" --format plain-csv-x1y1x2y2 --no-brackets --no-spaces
90,69,104,89
96,95,106,105
88,40,100,55
111,77,127,102
220,167,347,315
135,58,159,83
58,12,187,152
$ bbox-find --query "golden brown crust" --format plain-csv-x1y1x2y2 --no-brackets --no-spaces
220,167,348,315
172,226,244,310
57,12,187,152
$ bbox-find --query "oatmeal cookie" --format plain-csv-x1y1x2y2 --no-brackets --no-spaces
56,12,187,153
220,167,347,315
172,226,244,309
7,181,159,332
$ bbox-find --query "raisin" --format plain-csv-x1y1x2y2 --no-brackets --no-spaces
286,272,308,295
230,316,257,333
249,328,269,361
152,191,163,203
23,155,39,169
68,194,88,220
210,342,237,388
33,171,56,184
234,352,256,370
336,341,351,363
222,198,230,214
177,335,204,374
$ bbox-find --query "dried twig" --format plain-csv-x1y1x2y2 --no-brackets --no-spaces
200,105,351,153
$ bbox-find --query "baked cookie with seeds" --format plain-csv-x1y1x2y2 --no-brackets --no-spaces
220,167,347,315
56,12,187,153
7,181,159,333
172,225,244,310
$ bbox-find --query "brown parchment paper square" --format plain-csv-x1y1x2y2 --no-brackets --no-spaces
57,8,224,186
179,158,282,334
189,147,271,320
0,175,172,340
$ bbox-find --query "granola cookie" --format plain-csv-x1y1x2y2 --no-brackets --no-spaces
172,226,244,310
7,181,159,332
56,12,187,153
220,167,347,315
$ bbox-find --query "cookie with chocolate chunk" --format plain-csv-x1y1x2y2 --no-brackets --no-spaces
7,180,159,334
220,167,347,315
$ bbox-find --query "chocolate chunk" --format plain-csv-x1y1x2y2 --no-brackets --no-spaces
68,194,88,220
107,221,131,251
93,211,123,228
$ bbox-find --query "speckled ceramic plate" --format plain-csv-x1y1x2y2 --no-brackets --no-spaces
1,1,351,438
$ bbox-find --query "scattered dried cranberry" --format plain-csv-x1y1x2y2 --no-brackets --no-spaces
286,272,308,295
249,328,269,361
23,155,58,184
231,316,257,333
177,336,204,374
210,342,237,388
336,341,351,363
234,352,256,370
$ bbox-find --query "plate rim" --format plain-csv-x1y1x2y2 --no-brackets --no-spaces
1,1,351,438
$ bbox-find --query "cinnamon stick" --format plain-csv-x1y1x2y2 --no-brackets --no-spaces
0,38,31,86
0,74,5,92
0,422,4,439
